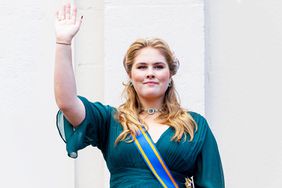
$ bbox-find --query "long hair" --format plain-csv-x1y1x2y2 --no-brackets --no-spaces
115,38,197,144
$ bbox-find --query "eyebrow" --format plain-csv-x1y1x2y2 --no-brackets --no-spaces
135,62,166,65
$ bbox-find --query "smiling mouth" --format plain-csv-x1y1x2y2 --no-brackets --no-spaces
143,82,158,85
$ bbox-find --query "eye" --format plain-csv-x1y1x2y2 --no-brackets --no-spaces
137,65,147,69
154,65,164,69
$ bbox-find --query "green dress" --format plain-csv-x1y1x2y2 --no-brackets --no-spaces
56,96,225,188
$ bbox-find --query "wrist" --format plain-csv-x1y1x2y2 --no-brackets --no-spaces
56,40,71,45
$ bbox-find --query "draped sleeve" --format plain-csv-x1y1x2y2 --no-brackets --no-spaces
56,96,112,158
190,112,225,188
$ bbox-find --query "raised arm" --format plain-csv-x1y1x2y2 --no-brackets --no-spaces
54,3,84,127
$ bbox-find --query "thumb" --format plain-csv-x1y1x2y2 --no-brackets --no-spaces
76,15,83,28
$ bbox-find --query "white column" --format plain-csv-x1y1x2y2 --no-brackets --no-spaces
74,0,107,188
205,1,282,187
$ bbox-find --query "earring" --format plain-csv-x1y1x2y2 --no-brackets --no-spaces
168,80,172,87
129,80,133,87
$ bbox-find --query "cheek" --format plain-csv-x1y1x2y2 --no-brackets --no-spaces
131,70,144,81
159,70,171,82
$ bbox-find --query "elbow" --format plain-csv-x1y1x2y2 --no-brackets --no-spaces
55,99,74,112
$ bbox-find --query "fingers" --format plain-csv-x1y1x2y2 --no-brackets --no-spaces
56,3,83,27
56,4,65,21
71,4,77,23
76,16,83,28
60,4,65,20
56,3,81,21
71,4,83,26
65,3,71,20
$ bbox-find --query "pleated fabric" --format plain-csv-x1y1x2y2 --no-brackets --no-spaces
56,96,224,188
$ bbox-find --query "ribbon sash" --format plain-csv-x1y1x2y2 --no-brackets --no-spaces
133,126,179,188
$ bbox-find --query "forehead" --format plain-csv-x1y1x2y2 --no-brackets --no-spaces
134,47,167,64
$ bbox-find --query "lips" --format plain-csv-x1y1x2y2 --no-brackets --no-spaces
143,81,158,85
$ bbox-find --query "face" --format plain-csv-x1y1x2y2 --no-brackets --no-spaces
130,47,171,101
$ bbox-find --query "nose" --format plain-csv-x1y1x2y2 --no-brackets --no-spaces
146,74,155,79
146,67,155,79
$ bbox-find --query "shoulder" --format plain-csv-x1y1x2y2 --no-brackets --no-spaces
77,95,117,118
188,111,208,127
188,111,210,141
78,96,116,110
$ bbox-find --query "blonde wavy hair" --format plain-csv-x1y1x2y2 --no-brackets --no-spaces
115,38,197,144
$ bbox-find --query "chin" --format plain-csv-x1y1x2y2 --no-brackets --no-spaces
139,92,164,99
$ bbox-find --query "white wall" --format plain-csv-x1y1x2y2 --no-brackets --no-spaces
5,0,281,188
205,0,282,187
103,0,206,113
0,0,74,188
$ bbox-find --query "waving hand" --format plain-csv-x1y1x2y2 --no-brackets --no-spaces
55,3,83,45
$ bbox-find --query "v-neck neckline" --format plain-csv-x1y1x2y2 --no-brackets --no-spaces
146,126,171,145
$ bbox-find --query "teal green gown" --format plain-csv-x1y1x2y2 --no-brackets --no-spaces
56,96,225,188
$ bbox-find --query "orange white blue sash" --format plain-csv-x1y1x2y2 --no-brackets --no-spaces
133,125,179,188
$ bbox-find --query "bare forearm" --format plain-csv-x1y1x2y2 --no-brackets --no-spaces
54,44,77,109
53,3,85,127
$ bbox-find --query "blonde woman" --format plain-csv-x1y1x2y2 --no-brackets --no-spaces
55,3,224,188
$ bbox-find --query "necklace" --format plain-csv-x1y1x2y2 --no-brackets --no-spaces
142,108,163,115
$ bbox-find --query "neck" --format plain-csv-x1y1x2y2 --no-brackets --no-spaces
138,97,165,121
138,96,164,111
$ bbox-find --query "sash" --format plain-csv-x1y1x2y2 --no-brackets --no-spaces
133,125,179,188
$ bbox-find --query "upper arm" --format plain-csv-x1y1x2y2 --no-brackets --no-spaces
59,96,85,127
56,96,113,158
188,112,225,188
193,126,225,188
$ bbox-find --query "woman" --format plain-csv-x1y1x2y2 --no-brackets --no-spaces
55,3,224,188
